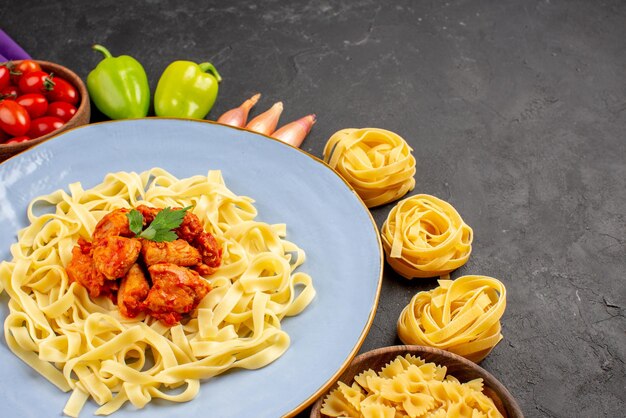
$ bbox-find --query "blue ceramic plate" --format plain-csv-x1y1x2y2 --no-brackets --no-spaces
0,119,382,418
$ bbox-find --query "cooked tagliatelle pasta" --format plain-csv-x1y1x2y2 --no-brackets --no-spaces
323,128,416,208
397,276,506,363
381,194,473,279
321,354,504,418
0,168,315,416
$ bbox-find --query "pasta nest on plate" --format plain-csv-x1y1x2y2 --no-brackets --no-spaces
323,128,416,208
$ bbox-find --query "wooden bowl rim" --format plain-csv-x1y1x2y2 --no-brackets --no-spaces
0,59,90,160
310,344,524,418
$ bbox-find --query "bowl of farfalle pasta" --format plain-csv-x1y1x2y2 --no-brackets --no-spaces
311,345,523,418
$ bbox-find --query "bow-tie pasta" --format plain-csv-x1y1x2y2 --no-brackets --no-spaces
321,353,504,417
323,128,416,208
381,194,473,279
397,276,507,363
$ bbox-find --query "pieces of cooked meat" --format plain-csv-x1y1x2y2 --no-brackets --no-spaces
192,263,218,276
138,204,206,241
93,236,141,280
175,210,205,242
136,205,222,271
194,231,222,268
66,238,108,298
117,263,150,318
135,204,159,226
143,263,211,325
66,205,221,325
141,239,202,267
92,208,134,242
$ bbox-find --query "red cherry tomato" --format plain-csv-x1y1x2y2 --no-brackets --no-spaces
5,135,31,144
0,85,19,99
0,66,10,91
27,116,63,138
47,77,79,105
10,60,42,84
16,94,49,119
18,71,54,95
47,101,76,122
0,100,31,136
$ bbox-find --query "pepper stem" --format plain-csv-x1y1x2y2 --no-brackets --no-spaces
198,62,222,83
92,44,113,59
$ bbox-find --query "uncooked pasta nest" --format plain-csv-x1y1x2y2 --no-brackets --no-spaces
323,128,416,208
381,194,473,279
397,276,506,363
320,353,504,418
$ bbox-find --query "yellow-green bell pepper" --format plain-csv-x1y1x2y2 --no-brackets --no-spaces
154,61,222,119
87,44,150,119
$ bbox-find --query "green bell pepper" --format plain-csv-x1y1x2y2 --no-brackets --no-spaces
87,44,150,119
154,61,222,119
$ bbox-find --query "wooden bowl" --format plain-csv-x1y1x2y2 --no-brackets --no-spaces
310,345,524,418
0,60,90,162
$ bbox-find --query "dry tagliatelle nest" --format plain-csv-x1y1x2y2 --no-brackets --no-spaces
381,194,473,279
397,275,507,363
323,128,416,208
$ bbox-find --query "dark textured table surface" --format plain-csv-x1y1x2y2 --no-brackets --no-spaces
3,1,625,417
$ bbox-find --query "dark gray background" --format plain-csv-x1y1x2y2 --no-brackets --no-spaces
3,1,625,417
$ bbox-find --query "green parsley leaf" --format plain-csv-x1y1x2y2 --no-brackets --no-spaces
138,206,192,243
150,229,179,242
126,209,144,236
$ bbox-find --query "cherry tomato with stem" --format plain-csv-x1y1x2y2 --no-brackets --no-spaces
48,77,79,105
10,60,42,84
14,60,41,74
19,71,55,95
0,85,19,100
5,135,31,144
47,101,76,122
16,94,48,119
27,116,63,138
0,100,31,136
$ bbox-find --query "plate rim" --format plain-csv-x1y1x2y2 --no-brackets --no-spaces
0,117,384,417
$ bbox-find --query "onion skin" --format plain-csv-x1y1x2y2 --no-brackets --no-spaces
271,114,316,148
245,101,283,135
216,93,261,127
